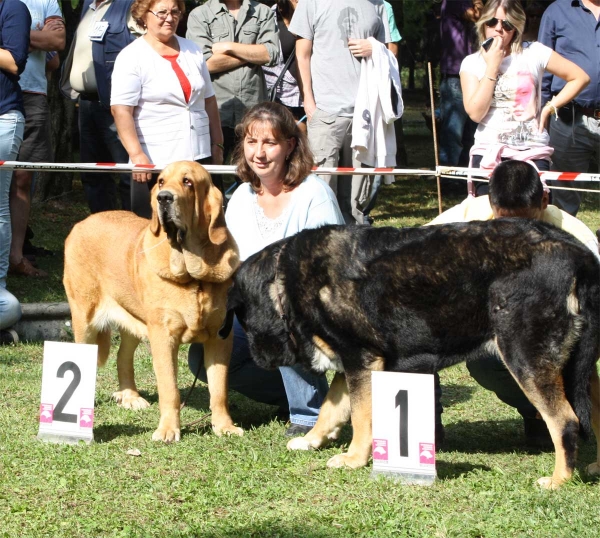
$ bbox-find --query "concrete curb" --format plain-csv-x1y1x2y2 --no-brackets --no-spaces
13,302,72,343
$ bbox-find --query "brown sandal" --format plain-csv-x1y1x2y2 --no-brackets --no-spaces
8,257,48,278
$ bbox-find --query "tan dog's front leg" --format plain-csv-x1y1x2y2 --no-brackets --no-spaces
326,369,374,469
587,370,600,477
149,331,181,442
204,334,243,437
288,372,350,452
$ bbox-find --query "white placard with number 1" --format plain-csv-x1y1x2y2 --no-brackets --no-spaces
371,371,436,485
38,341,98,444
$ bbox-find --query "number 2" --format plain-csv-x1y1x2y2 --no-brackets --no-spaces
53,361,81,423
395,389,408,457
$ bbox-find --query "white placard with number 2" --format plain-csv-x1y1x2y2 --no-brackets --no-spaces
38,341,98,444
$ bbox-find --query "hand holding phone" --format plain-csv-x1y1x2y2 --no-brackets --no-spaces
482,37,494,51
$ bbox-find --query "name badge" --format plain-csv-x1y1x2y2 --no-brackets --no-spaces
89,20,109,42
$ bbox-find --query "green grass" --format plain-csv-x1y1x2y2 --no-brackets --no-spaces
2,343,600,538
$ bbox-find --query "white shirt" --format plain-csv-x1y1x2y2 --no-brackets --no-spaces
111,35,215,165
225,174,344,261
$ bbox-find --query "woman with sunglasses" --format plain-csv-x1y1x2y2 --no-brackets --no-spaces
111,0,225,218
460,0,589,193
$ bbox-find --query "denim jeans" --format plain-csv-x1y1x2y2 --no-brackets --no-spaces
548,113,600,216
0,279,21,330
188,316,329,426
0,111,24,281
438,77,477,167
78,98,131,213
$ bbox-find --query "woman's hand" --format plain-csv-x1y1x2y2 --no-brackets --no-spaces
538,102,556,134
130,152,154,183
480,36,504,74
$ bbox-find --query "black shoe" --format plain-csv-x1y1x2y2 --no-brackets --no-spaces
0,329,19,345
285,423,312,438
523,416,553,449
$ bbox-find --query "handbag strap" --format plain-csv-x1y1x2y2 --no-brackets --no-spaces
271,46,296,91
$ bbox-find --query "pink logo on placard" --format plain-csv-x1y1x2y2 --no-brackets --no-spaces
79,408,94,428
40,403,53,423
419,442,435,466
372,439,388,461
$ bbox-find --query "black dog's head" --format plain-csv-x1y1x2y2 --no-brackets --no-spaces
218,244,300,369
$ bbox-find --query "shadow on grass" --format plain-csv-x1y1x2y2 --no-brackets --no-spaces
94,423,151,442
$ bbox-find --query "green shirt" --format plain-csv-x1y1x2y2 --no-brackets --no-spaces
186,0,279,129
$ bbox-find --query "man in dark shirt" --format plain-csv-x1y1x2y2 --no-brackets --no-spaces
539,0,600,216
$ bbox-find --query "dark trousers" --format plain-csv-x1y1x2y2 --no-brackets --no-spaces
78,98,130,213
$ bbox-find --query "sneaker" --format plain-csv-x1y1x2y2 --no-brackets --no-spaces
0,329,19,345
523,416,553,449
285,423,312,438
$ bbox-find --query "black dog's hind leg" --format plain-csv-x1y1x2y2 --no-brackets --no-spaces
587,370,600,477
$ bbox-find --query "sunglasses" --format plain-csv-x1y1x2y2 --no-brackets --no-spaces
484,17,515,32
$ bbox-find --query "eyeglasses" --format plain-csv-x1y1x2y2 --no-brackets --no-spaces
484,17,515,32
149,9,182,21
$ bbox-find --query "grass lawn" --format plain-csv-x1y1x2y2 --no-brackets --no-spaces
2,89,600,537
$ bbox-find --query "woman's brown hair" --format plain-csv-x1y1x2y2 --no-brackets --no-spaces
233,102,314,192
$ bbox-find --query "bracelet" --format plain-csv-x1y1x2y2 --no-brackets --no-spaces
544,101,559,120
485,76,497,82
212,142,225,151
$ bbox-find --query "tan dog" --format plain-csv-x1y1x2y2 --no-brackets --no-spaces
64,161,242,442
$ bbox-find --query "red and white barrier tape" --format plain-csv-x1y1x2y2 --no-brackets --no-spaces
0,161,598,184
0,161,435,176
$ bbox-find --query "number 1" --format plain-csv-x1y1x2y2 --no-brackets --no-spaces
395,389,408,457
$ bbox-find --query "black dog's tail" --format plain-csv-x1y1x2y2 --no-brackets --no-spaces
563,256,600,439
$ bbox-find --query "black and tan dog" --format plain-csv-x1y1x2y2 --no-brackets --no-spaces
64,162,242,442
219,219,600,489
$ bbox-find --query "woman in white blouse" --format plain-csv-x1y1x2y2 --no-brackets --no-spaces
111,0,224,217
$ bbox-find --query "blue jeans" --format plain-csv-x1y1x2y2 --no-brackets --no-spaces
78,98,130,213
0,111,24,280
0,280,21,330
187,317,329,426
548,113,600,216
438,77,477,167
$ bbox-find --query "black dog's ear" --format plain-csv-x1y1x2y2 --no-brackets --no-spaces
218,283,243,339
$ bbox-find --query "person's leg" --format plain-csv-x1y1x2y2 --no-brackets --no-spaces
307,108,344,209
279,365,329,428
438,77,469,166
0,282,21,330
187,317,289,410
9,94,51,276
99,102,131,211
0,111,25,285
548,114,598,216
78,99,118,213
130,180,153,219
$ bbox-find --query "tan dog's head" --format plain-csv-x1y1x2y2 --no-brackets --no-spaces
146,161,239,282
150,161,227,246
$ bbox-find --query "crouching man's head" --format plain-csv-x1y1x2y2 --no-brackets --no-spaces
489,160,549,220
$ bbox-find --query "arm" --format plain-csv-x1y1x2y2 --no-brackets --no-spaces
205,95,224,165
295,38,315,119
212,42,270,65
538,52,590,132
387,42,399,57
0,50,19,75
29,17,66,52
0,5,31,75
111,105,153,182
461,37,505,123
537,10,555,104
206,53,246,74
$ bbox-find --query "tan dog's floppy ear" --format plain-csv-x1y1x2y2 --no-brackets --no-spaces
204,185,228,245
149,180,161,236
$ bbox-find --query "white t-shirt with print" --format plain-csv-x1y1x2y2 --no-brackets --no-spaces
460,42,553,148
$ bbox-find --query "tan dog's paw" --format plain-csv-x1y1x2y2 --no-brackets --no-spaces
326,452,369,469
113,389,150,410
213,423,244,437
535,476,562,490
152,426,181,443
586,462,600,476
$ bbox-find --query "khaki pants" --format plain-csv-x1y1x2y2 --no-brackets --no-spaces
308,108,373,225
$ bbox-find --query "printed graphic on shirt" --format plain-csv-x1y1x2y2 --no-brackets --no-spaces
337,7,359,48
